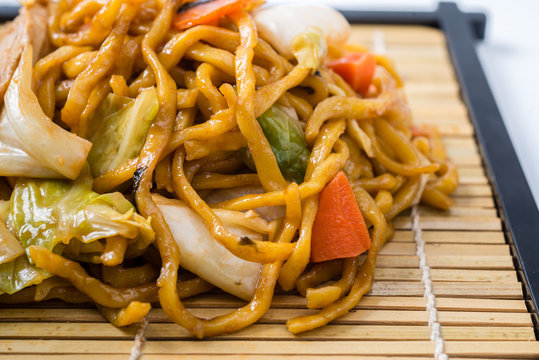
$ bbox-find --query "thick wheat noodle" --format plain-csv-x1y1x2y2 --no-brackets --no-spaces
33,45,92,84
361,121,439,176
375,190,394,214
109,74,129,97
282,92,313,120
305,95,393,144
98,301,151,327
305,256,360,309
193,182,301,338
60,0,103,31
278,121,348,291
100,236,128,266
102,264,158,288
195,63,227,113
186,43,270,86
191,173,260,190
172,148,294,264
214,145,348,212
295,260,343,296
176,88,199,109
356,174,398,192
36,68,60,119
62,51,98,78
61,3,136,135
28,246,157,307
287,185,388,333
80,78,111,125
254,65,310,117
228,11,288,192
53,0,125,46
128,25,288,95
184,129,247,160
179,107,236,142
2,1,460,338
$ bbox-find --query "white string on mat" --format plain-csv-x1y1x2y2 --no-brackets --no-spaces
129,310,151,360
411,205,448,360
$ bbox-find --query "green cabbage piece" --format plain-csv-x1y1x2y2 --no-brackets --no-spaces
0,168,154,294
0,255,49,295
87,87,158,177
243,105,310,184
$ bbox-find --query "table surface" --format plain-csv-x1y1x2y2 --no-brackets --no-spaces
1,0,538,211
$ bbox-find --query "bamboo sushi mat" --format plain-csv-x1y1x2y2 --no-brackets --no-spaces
1,24,539,359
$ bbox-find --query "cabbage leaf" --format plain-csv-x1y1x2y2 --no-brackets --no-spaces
10,168,154,254
0,45,92,179
87,87,158,177
245,105,310,184
0,168,154,294
291,26,327,71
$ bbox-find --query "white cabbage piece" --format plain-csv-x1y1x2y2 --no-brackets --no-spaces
154,195,262,301
253,4,350,59
0,45,92,179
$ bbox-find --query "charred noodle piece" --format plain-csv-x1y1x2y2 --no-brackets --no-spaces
28,246,156,308
287,185,387,334
172,148,294,263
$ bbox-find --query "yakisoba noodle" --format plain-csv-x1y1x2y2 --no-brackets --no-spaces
0,0,458,337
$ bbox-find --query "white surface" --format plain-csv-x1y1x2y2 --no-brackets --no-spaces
2,0,538,209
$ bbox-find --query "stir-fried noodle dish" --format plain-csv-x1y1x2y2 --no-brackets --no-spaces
0,0,458,337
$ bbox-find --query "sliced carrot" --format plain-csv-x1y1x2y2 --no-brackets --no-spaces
173,0,250,30
327,52,376,96
311,171,371,263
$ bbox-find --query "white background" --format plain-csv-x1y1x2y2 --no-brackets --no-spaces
2,0,538,210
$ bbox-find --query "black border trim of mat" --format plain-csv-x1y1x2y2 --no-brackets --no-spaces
2,0,539,332
343,2,539,332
